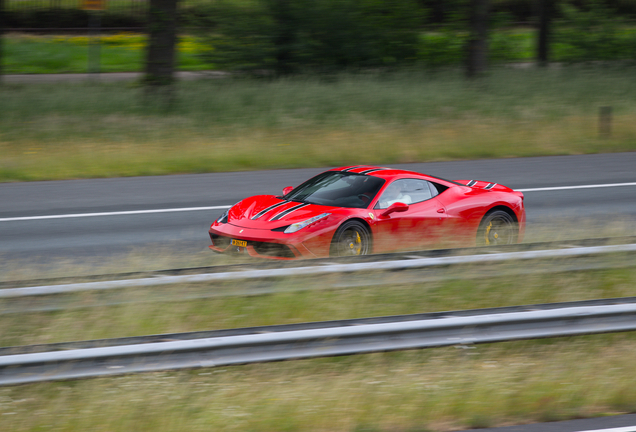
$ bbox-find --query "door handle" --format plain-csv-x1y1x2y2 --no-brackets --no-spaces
437,208,445,213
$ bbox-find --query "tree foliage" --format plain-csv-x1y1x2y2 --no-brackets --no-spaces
194,0,424,75
555,0,636,62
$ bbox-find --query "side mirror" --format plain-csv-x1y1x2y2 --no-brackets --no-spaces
282,186,294,196
380,202,409,218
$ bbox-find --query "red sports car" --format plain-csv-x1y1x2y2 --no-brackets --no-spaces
209,166,525,259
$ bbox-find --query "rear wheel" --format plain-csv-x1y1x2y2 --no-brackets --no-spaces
476,210,517,246
330,220,371,257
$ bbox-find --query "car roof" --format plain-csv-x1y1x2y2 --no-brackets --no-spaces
331,165,459,186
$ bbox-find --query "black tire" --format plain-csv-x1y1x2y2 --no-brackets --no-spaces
330,220,371,257
476,210,518,246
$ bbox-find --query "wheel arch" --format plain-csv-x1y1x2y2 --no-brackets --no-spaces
485,205,518,223
347,216,373,235
342,217,373,243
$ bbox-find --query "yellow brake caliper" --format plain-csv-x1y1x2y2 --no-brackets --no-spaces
485,221,492,246
349,231,362,255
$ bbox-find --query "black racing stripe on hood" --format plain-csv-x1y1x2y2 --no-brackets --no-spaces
341,166,363,172
251,200,287,220
269,203,310,221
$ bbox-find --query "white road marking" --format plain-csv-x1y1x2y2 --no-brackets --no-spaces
574,427,636,432
0,206,231,222
517,182,636,192
1,182,635,222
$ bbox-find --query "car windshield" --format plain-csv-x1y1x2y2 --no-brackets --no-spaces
284,171,385,209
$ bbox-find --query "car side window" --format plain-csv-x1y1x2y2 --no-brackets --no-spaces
429,181,448,196
375,179,434,209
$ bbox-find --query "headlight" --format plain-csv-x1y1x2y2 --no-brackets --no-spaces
216,208,230,224
284,213,330,234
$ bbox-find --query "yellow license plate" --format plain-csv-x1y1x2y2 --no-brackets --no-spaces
231,239,247,247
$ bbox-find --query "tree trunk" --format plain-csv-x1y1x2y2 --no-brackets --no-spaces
466,0,490,78
144,0,178,105
430,0,446,24
271,0,295,76
537,0,552,67
0,0,4,83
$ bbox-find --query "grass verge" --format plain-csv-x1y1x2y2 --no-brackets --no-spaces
1,66,636,182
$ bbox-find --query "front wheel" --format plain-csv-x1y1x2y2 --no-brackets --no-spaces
330,220,371,257
476,210,518,246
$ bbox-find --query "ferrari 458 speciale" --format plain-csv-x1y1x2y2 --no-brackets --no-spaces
209,166,525,259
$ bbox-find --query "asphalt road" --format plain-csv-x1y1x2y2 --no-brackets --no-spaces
457,413,636,432
1,152,636,262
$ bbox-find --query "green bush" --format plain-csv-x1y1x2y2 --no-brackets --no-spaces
193,0,424,74
418,28,527,67
418,31,466,66
489,30,529,62
193,2,277,73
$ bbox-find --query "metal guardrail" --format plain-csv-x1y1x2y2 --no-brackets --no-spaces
2,242,636,300
2,297,636,386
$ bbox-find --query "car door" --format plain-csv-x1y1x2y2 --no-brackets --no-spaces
371,179,447,252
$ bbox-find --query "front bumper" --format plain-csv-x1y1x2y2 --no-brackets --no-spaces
209,223,333,260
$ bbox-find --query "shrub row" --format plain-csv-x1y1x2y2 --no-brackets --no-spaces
193,0,423,74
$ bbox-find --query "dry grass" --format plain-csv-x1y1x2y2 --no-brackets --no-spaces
0,245,229,283
2,66,636,181
2,115,635,181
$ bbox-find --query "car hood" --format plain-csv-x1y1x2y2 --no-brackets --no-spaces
226,195,340,229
